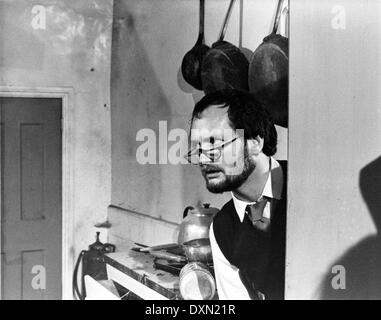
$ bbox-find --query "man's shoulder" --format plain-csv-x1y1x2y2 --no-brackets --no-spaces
213,199,235,222
212,199,238,253
276,159,287,177
218,198,234,213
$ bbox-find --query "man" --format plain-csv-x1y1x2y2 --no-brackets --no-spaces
187,89,287,300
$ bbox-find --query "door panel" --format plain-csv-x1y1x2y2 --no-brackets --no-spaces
21,124,45,221
0,97,62,300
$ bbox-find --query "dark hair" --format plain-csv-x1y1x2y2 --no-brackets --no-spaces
191,89,277,156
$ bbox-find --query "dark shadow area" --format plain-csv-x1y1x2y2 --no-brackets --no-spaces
319,156,381,299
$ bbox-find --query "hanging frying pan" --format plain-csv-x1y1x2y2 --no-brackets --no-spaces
181,0,209,90
201,0,249,95
248,0,288,128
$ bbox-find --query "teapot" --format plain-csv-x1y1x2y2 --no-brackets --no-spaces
177,203,219,245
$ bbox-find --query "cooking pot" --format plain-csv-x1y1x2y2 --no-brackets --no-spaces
177,203,219,245
182,238,212,263
200,0,249,94
248,0,288,127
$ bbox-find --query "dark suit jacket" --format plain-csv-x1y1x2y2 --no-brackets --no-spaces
212,161,287,300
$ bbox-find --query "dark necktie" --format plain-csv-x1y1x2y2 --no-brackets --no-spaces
245,197,271,232
236,198,272,299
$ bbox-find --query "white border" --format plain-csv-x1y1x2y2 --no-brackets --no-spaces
0,86,75,300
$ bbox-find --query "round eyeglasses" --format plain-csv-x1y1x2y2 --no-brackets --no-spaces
185,136,240,165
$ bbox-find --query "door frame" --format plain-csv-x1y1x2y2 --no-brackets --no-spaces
0,86,75,300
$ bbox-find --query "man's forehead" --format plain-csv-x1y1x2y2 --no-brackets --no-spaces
191,105,234,140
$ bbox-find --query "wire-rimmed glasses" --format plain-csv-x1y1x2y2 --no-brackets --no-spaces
185,136,240,165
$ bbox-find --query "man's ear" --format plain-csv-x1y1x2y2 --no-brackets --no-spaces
246,136,264,155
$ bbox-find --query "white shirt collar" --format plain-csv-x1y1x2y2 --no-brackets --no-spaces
231,157,284,222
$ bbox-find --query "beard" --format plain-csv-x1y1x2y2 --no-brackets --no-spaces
201,146,255,193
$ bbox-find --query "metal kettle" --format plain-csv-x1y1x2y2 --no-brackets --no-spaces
177,203,219,245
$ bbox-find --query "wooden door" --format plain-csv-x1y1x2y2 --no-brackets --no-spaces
0,97,62,300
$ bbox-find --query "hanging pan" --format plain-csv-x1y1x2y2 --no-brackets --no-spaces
248,0,288,128
181,0,210,90
201,0,249,95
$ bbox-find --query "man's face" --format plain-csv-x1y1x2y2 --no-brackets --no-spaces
190,105,256,193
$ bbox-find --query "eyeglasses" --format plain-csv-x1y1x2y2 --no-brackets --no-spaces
185,136,240,165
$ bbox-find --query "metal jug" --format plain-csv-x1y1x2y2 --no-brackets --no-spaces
177,203,219,245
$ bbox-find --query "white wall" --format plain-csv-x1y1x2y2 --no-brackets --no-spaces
110,0,288,245
287,0,381,299
0,0,113,262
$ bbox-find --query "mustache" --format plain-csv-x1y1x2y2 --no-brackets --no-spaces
201,164,224,174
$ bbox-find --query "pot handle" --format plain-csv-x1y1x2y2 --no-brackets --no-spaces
218,0,236,41
272,0,285,35
183,206,194,218
279,3,289,38
197,0,206,43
